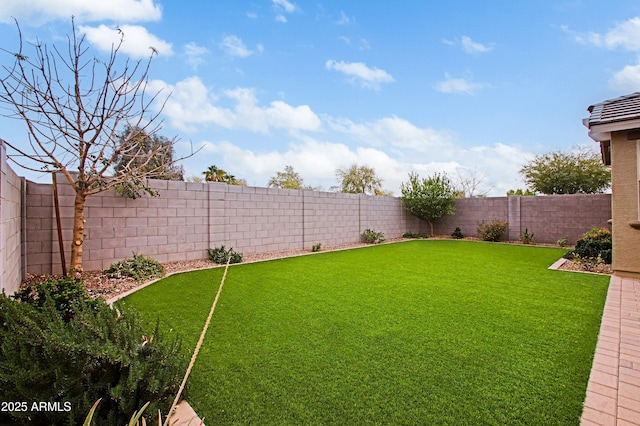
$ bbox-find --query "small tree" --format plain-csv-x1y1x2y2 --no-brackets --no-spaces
268,165,304,189
333,163,383,195
519,146,611,194
113,126,184,198
0,19,191,272
400,172,457,237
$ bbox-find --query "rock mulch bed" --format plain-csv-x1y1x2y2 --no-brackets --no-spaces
22,237,611,301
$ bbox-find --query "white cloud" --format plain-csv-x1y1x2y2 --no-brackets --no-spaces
609,59,640,91
0,0,162,25
79,24,173,58
460,36,494,54
566,17,640,51
443,36,494,54
184,42,209,70
325,60,395,90
272,0,297,22
187,137,530,196
273,0,297,13
329,116,453,152
434,73,488,95
152,77,321,134
566,18,640,90
337,11,351,25
219,35,264,58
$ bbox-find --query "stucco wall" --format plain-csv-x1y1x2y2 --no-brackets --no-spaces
0,140,24,294
610,131,640,277
432,194,611,243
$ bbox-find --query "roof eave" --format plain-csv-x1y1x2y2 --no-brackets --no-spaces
586,118,640,142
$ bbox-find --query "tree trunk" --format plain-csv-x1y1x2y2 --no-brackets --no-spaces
429,221,434,237
70,191,87,273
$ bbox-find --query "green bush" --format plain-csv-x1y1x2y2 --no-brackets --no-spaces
564,227,612,264
208,245,243,264
312,242,322,252
557,237,569,247
361,229,385,244
0,280,186,425
104,252,164,282
403,232,429,239
451,227,464,239
477,219,509,242
13,276,100,322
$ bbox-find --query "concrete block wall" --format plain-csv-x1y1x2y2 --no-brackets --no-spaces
519,194,611,244
0,140,24,294
433,194,611,243
21,173,613,275
433,197,509,239
303,191,360,248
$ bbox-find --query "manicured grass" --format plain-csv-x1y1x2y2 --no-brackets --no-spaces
119,240,609,425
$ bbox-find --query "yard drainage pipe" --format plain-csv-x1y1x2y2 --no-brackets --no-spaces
164,256,232,425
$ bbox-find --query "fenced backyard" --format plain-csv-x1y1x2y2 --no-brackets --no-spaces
0,139,611,294
120,240,610,424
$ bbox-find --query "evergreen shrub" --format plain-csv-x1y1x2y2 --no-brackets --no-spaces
564,227,612,264
0,280,186,425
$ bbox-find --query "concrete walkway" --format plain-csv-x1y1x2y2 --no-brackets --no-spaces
582,275,640,425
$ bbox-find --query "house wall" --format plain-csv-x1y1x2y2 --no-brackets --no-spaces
0,140,24,294
610,130,640,277
432,194,611,243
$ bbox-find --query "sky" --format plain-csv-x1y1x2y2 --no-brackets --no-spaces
1,0,639,196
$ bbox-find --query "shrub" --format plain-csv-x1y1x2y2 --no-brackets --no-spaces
564,227,612,264
521,228,535,244
451,227,464,239
104,252,164,282
208,245,243,264
557,237,569,247
403,232,429,239
0,280,186,425
361,229,385,244
312,242,322,252
477,219,509,242
13,276,100,322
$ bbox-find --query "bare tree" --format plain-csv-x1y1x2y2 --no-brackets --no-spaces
454,168,491,198
0,19,190,272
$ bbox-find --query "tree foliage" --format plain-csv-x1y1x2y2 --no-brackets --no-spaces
519,147,610,194
113,126,184,198
400,172,457,236
268,165,304,189
203,164,245,185
333,163,383,195
0,19,192,271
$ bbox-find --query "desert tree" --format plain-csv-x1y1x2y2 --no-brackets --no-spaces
400,172,457,237
113,125,185,198
519,145,610,194
267,165,304,189
0,19,190,272
333,163,384,195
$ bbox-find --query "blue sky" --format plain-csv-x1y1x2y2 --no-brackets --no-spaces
1,0,639,195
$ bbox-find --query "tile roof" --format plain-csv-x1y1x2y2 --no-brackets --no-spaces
587,92,640,126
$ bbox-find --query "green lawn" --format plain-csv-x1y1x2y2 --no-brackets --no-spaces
119,240,609,425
